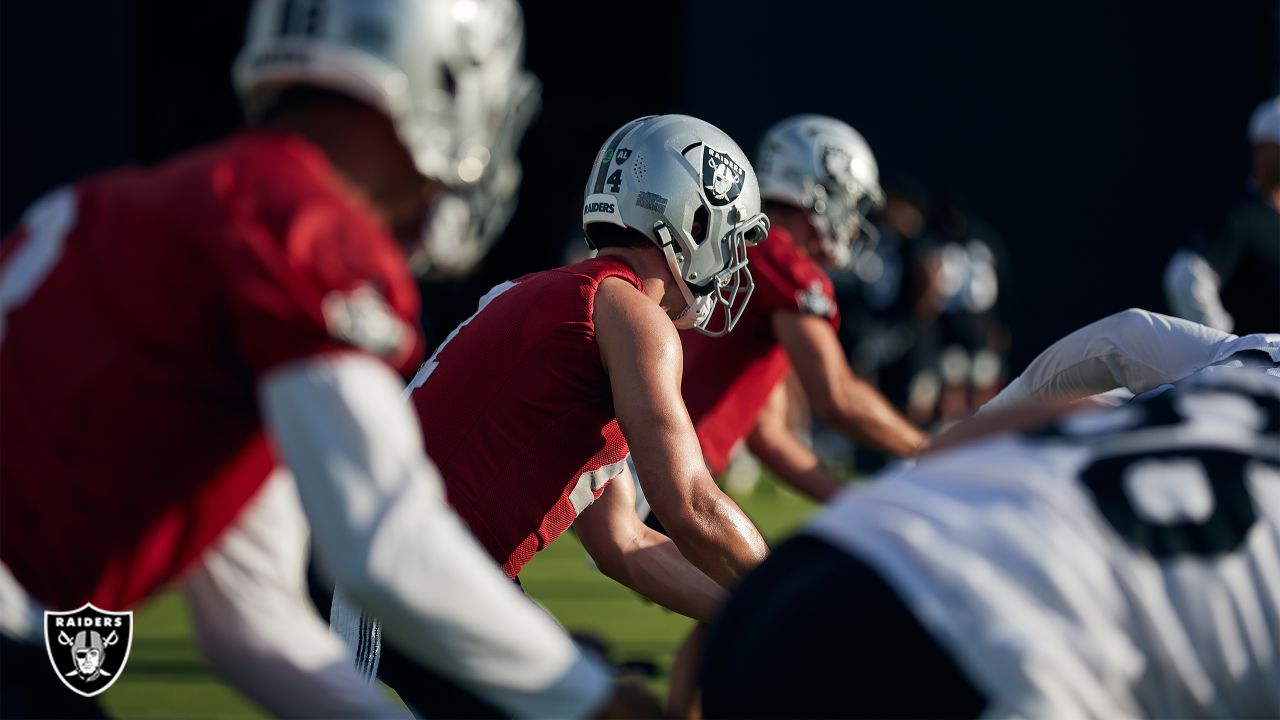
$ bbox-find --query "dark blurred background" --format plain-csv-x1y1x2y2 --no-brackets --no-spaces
3,0,1277,371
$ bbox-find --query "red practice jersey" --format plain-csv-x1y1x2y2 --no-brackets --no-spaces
0,130,422,610
681,226,839,475
409,257,638,578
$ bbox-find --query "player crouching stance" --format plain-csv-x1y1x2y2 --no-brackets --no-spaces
413,114,773,599
0,1,642,717
700,355,1280,717
334,115,774,716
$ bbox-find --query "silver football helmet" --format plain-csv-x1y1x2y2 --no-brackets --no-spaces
233,0,540,276
756,115,884,267
582,115,769,336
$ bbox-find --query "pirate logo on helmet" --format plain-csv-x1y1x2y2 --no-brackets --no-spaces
44,604,133,697
702,146,745,207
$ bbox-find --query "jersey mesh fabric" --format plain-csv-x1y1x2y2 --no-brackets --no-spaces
412,257,640,577
0,129,422,610
681,226,839,474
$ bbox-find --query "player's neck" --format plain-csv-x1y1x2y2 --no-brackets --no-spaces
597,247,686,319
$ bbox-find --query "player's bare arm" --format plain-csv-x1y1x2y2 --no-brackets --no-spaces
773,310,929,457
596,277,769,588
574,463,726,621
928,398,1079,454
745,378,843,502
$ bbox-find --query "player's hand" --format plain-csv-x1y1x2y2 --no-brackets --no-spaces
595,679,664,719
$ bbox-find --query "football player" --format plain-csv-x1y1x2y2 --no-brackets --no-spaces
701,357,1280,718
333,114,774,716
0,1,637,718
679,114,928,505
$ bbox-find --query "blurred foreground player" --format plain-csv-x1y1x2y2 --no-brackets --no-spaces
702,357,1280,718
334,115,774,714
679,115,928,504
0,1,633,717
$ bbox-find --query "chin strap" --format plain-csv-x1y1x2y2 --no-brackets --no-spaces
654,223,706,328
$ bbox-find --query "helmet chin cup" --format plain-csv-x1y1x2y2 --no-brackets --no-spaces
672,303,700,330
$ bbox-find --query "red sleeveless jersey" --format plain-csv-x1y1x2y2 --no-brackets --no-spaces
409,257,640,577
0,130,422,610
681,227,839,475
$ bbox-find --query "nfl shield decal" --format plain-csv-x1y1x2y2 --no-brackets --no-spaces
44,604,133,697
702,146,745,206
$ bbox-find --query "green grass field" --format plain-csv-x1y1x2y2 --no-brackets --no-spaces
100,476,818,719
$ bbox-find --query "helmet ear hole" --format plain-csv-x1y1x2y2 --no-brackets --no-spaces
691,206,709,244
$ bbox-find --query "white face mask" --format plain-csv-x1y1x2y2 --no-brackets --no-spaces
809,187,879,269
655,214,765,337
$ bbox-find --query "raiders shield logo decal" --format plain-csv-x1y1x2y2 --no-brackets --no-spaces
45,604,133,697
702,146,745,206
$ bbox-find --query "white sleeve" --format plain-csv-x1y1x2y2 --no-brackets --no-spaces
979,309,1235,415
1164,250,1234,332
259,353,612,719
184,469,400,719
